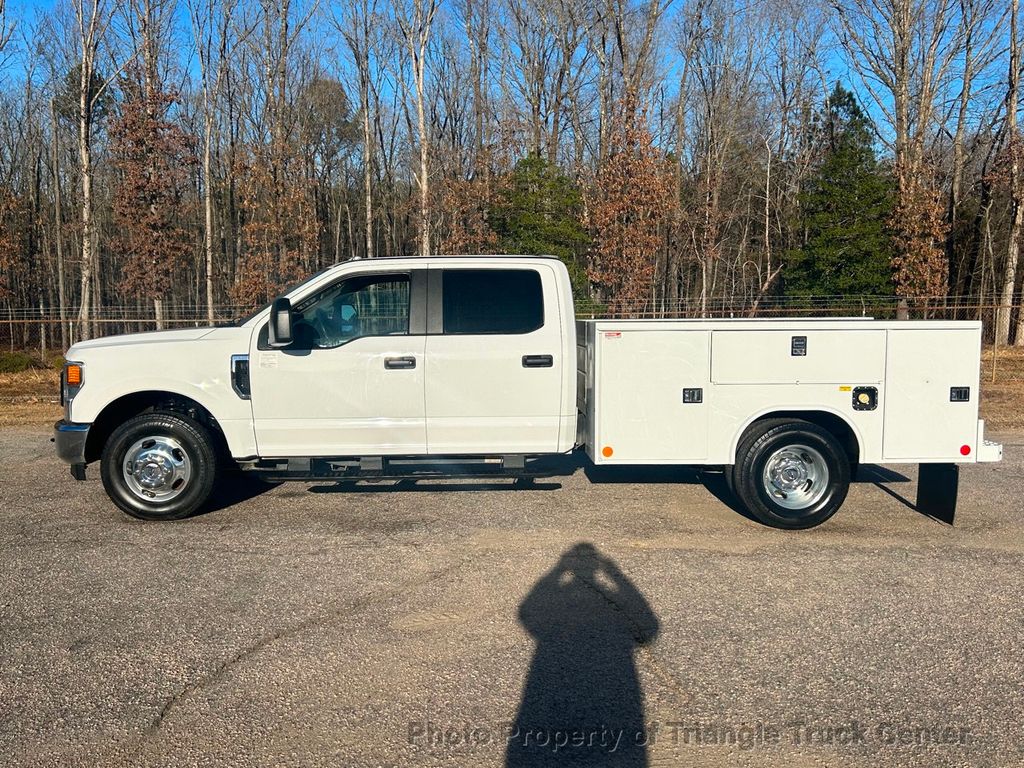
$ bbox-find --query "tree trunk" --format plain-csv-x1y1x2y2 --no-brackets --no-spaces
77,63,95,340
1008,0,1024,345
203,118,216,322
361,74,375,259
51,98,68,350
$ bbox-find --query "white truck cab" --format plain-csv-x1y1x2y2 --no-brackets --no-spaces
54,255,1002,529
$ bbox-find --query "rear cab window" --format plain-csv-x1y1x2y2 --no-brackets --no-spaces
442,269,544,335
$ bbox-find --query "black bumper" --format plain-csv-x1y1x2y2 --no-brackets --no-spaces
54,420,90,479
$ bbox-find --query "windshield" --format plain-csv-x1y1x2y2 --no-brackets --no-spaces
231,267,332,326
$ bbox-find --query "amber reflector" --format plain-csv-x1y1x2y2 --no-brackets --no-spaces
66,365,82,385
602,446,613,458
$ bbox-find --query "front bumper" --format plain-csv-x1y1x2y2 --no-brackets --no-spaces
54,420,90,479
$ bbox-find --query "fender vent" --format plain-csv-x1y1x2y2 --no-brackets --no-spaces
231,354,251,400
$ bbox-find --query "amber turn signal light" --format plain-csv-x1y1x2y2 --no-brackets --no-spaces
65,364,82,385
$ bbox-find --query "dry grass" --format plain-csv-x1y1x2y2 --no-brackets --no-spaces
980,346,1024,432
0,401,61,427
0,368,62,426
0,368,60,398
1,351,1022,432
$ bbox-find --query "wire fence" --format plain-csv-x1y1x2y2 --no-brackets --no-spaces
2,298,1023,381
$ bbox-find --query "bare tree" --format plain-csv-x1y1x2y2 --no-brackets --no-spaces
335,0,381,259
1004,0,1023,345
71,0,120,339
834,0,962,311
189,0,239,320
0,0,14,64
397,0,439,256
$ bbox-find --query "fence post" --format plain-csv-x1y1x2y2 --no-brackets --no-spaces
991,335,998,384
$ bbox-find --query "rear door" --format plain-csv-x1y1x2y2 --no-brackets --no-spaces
424,265,564,454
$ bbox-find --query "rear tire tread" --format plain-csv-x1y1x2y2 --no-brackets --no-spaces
731,418,850,530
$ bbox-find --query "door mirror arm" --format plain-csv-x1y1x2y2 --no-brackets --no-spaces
268,297,294,347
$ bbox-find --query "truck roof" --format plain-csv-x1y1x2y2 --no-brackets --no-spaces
341,253,562,263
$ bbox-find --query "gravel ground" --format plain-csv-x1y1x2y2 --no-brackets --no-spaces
1,425,1022,768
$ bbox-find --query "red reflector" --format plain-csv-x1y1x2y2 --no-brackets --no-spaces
960,445,971,456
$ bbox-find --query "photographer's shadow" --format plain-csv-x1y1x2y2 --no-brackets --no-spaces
507,543,659,767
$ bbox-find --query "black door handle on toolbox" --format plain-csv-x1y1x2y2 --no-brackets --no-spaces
384,356,417,370
522,354,553,368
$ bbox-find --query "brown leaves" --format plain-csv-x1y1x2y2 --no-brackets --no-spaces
890,168,948,304
230,138,319,309
586,103,673,316
439,173,499,255
111,78,197,301
0,188,33,301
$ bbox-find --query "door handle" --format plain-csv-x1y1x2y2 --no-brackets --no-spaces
384,356,417,370
522,354,553,368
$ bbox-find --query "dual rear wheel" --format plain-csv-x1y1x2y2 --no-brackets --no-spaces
727,419,851,529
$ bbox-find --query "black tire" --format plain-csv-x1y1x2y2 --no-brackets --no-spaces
724,463,737,497
100,411,218,521
732,418,850,529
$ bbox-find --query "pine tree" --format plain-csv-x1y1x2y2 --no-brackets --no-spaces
786,85,895,299
489,157,590,296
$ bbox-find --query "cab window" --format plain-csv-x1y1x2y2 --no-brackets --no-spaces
291,273,410,349
442,269,544,335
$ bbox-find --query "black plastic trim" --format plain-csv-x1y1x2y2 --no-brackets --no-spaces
852,386,878,411
230,354,251,399
522,354,553,368
426,269,443,334
54,420,90,464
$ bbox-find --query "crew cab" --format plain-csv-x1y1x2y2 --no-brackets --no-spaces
54,255,1003,529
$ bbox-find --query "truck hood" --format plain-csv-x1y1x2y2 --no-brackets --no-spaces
67,327,219,355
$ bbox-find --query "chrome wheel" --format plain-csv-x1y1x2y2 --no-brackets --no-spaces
122,435,192,502
761,443,829,512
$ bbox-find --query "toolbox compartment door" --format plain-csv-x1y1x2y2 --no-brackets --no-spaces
882,328,981,460
595,330,710,462
711,329,886,384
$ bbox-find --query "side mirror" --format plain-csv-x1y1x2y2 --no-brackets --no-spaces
268,297,293,347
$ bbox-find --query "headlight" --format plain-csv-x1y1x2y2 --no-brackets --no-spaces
62,361,84,420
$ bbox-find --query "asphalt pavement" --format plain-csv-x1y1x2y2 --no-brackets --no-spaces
1,425,1022,767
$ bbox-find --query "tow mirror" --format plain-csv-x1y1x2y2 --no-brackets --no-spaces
268,297,293,347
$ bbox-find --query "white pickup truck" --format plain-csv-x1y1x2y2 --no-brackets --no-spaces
54,255,1002,528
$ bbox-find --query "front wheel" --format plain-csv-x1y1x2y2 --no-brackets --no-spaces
730,419,850,529
100,411,218,520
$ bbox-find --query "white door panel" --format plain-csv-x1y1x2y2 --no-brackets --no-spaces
249,337,426,456
424,265,563,454
594,330,710,461
249,270,426,457
424,333,561,453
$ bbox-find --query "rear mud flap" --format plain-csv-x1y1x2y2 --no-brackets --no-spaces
916,463,958,525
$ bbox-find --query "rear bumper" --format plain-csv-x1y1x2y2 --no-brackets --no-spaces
976,420,1003,463
54,420,90,472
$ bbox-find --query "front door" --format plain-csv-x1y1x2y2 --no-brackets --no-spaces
424,265,564,454
249,270,426,457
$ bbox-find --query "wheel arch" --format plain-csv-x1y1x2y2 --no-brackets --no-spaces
730,409,861,468
84,390,230,464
